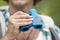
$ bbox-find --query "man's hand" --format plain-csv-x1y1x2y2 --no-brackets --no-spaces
5,11,33,40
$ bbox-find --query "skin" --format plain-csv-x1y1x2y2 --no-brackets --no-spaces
1,0,40,40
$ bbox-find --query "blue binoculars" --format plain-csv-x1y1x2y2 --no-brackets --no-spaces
19,8,43,32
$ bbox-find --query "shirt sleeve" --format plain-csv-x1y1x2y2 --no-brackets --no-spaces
53,25,60,39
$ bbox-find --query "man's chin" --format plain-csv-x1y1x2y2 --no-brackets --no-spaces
13,4,26,8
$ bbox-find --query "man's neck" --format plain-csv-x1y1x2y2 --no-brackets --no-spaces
9,4,33,15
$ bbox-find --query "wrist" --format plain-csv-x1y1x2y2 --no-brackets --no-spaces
5,33,15,40
1,35,11,40
4,35,10,40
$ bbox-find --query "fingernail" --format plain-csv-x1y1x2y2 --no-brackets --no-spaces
30,18,33,20
29,21,32,23
30,16,32,17
31,18,33,20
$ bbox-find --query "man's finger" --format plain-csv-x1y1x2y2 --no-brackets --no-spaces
14,15,32,19
14,11,29,15
14,19,33,22
17,22,32,26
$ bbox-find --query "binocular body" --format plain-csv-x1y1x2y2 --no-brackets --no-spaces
20,8,43,32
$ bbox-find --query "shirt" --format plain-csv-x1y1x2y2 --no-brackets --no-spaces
1,9,60,40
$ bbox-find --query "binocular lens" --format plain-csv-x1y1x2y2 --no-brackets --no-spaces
19,26,29,32
34,25,42,29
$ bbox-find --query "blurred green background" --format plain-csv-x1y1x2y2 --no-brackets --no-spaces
0,0,60,28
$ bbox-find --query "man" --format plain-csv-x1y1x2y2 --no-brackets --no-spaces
0,0,60,40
